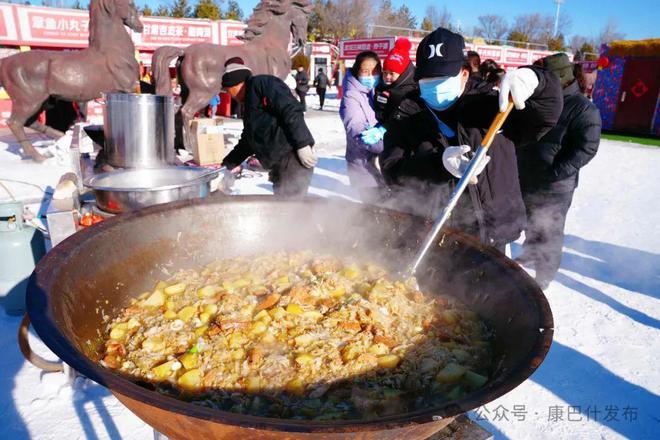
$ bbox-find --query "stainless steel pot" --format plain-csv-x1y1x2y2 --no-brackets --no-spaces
84,167,219,214
103,93,176,169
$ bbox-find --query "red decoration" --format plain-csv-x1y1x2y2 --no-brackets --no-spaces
631,80,649,98
597,56,610,69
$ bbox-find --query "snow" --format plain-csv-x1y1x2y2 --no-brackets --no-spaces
0,104,658,439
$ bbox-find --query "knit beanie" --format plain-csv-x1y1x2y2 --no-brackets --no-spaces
383,38,412,74
222,58,253,87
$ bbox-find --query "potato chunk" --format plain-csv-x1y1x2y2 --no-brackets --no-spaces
178,369,202,390
164,283,186,295
286,378,305,396
436,363,466,383
179,353,199,370
377,354,401,369
142,290,166,308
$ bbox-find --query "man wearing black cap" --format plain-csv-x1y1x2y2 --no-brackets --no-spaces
220,58,317,198
516,53,601,289
380,27,563,251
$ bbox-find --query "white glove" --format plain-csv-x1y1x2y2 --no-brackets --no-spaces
499,68,539,112
297,145,318,169
442,145,491,185
219,167,236,194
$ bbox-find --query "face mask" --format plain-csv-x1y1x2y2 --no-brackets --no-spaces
358,75,380,90
419,73,464,111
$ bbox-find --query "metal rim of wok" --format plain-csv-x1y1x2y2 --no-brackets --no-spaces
83,167,219,193
26,196,554,434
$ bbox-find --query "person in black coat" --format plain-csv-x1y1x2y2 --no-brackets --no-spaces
374,38,417,129
294,66,310,111
517,53,601,288
220,59,317,198
313,68,328,110
380,28,563,250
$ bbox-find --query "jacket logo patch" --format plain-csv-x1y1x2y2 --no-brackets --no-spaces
376,95,388,104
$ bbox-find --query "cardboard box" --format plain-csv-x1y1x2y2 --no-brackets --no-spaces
190,117,225,166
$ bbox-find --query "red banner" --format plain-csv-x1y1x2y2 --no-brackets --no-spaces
2,5,232,49
476,45,504,62
408,37,422,61
14,5,89,48
0,4,18,44
134,17,217,49
504,48,530,65
219,20,246,46
0,99,11,129
530,50,553,64
340,37,394,60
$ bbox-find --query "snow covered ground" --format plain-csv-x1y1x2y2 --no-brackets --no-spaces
0,102,658,439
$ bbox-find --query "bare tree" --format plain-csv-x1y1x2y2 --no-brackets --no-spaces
372,0,416,36
474,14,508,43
510,13,571,46
597,17,625,46
511,14,547,42
557,12,572,37
424,5,452,30
569,35,590,53
310,0,374,43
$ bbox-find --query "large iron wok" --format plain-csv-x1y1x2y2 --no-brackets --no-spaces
26,196,553,439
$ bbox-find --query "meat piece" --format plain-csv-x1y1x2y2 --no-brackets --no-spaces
256,293,281,311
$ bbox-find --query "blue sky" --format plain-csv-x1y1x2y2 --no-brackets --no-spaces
43,0,660,40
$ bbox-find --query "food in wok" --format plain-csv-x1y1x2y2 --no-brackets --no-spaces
99,251,493,420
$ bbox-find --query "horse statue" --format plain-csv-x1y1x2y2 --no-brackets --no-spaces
152,0,313,148
0,0,143,162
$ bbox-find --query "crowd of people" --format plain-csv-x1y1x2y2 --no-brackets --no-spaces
218,26,601,289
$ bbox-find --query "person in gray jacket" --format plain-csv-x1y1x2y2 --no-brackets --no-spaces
516,53,601,289
313,68,328,110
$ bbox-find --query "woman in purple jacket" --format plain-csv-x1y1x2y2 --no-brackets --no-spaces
340,51,385,202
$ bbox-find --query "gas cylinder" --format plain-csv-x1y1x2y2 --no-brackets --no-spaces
0,202,46,315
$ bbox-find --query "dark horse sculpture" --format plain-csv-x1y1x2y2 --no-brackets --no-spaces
0,0,142,162
152,0,312,148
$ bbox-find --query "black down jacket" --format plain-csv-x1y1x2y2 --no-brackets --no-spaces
380,66,563,245
518,81,601,193
222,75,315,169
374,62,418,129
295,70,310,93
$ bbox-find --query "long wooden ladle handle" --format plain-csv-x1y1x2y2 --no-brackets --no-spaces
482,100,514,149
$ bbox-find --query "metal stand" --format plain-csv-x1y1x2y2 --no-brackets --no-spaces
153,430,168,440
429,415,493,440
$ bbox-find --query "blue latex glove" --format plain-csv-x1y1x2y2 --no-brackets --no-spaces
360,125,387,145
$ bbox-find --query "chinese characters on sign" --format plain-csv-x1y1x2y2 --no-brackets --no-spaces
15,7,90,47
472,404,639,424
137,18,215,48
504,48,529,65
340,38,394,59
3,5,222,49
30,16,88,33
476,45,504,62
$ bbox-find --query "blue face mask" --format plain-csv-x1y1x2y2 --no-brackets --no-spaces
358,75,380,90
419,73,464,111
